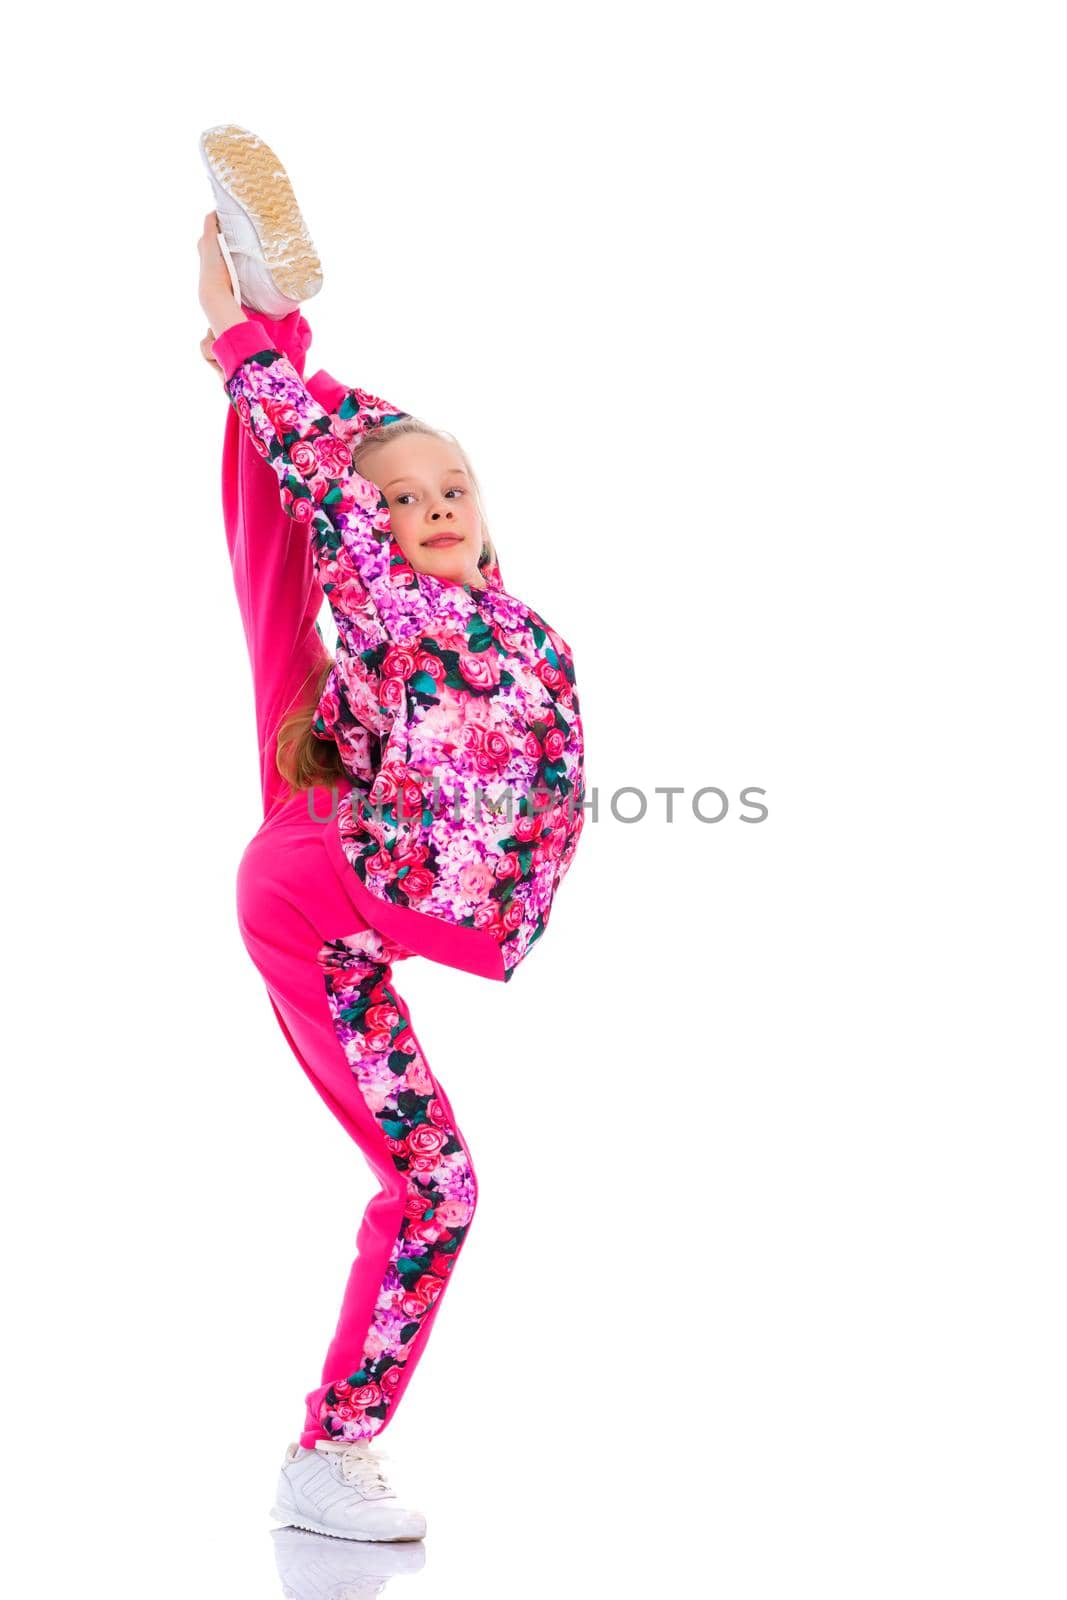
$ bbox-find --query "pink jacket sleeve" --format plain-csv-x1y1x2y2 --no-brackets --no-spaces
211,320,456,650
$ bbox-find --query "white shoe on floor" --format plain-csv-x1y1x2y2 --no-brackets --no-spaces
198,122,324,317
270,1440,428,1542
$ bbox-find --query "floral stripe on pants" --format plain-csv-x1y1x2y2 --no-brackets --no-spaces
310,931,477,1438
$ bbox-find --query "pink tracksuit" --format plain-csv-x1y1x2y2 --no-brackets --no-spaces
212,304,585,1447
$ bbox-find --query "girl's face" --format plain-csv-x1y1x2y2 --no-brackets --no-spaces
361,432,487,589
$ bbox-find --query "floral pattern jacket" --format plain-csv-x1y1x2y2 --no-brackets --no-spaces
216,319,586,982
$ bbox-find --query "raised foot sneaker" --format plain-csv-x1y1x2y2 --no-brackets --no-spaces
198,122,324,317
270,1440,428,1542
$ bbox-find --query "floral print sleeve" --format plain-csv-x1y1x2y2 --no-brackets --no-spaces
221,331,449,648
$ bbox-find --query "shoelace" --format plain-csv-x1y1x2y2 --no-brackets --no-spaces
318,1442,394,1498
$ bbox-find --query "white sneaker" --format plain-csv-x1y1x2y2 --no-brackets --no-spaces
270,1440,428,1542
198,122,324,317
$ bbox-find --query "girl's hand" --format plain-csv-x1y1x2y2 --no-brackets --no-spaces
198,209,246,335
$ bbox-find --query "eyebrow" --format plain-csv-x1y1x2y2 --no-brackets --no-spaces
383,468,470,490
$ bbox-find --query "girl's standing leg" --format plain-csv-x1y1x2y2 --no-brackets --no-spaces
235,813,480,1445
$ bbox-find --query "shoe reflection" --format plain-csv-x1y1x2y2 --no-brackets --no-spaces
271,1523,426,1597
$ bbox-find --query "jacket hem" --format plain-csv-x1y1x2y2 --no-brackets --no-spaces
320,815,507,983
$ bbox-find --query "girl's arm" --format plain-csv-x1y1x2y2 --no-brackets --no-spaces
210,316,451,651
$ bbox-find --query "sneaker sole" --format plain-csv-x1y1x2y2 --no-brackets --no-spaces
269,1502,426,1543
198,124,323,304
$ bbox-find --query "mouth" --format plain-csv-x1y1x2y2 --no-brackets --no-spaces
422,533,464,548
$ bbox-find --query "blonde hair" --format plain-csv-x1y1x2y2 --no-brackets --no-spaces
275,416,498,798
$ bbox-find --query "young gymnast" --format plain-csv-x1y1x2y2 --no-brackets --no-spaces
197,124,586,1542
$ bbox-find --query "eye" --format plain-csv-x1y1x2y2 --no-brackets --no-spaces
394,486,465,505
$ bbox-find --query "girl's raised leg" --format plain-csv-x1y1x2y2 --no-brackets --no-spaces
218,301,331,821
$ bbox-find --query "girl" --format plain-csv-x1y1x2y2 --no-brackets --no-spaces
196,124,586,1543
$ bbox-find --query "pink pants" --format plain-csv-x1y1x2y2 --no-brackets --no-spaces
221,303,479,1449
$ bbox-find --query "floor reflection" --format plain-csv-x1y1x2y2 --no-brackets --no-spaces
271,1523,426,1598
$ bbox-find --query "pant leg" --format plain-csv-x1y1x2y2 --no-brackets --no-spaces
220,301,331,821
235,791,480,1447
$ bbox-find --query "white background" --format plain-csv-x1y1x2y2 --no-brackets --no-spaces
3,3,1064,1596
